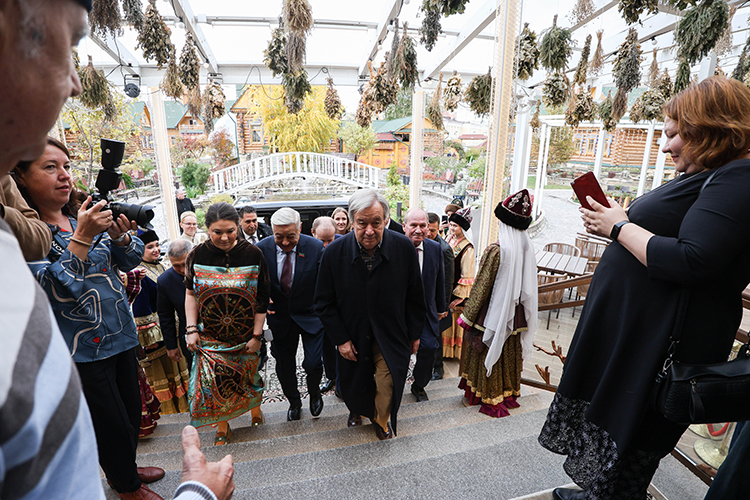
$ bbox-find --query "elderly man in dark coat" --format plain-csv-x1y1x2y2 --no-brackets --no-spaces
315,189,426,440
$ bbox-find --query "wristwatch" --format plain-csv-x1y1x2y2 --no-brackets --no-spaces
610,220,630,241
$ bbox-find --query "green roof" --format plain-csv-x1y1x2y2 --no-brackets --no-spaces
371,116,413,133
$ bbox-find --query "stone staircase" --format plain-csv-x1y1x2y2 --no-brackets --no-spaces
109,377,709,499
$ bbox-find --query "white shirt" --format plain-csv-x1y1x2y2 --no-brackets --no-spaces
275,245,296,283
416,241,424,272
244,229,258,244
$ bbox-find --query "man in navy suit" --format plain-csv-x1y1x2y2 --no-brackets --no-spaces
257,208,326,421
404,208,447,401
157,239,194,367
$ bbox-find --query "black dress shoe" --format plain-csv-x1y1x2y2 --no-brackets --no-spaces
320,379,335,393
411,385,429,402
287,404,302,421
431,370,443,381
309,392,324,417
374,422,393,440
552,487,585,500
347,412,362,427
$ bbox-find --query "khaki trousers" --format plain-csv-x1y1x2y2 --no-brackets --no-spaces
372,341,393,432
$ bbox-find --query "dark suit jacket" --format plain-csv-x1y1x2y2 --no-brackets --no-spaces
257,234,324,337
242,222,272,242
156,267,187,353
435,235,455,331
314,230,425,434
175,197,195,218
419,238,446,350
387,218,404,234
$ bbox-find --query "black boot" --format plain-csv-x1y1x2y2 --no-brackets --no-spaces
552,488,585,500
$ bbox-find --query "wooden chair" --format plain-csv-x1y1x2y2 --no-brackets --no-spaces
572,260,599,317
538,273,567,329
575,234,609,262
543,242,581,257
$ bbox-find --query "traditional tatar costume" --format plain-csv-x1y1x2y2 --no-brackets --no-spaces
458,190,538,417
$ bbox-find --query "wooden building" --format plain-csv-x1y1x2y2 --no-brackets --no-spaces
357,116,444,170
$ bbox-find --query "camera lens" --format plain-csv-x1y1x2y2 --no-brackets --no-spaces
110,202,155,229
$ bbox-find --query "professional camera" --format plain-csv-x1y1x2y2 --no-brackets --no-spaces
92,138,155,229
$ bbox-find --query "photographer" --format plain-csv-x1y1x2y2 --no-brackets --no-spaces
15,137,167,499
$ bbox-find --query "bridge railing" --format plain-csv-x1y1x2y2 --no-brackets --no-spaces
210,152,381,194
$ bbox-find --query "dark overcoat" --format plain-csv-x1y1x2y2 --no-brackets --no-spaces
314,230,426,434
435,235,454,331
419,238,446,350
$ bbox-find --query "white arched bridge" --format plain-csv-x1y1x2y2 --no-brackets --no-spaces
210,152,382,195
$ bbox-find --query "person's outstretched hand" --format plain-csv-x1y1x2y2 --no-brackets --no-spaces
181,425,235,500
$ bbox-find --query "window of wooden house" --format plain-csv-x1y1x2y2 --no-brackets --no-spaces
251,125,262,143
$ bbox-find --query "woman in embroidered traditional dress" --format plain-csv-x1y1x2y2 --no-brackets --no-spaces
441,206,475,359
332,207,351,235
184,202,270,445
131,230,191,414
458,190,538,417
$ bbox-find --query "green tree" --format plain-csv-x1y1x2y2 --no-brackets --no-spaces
548,128,575,167
181,159,211,195
338,122,377,160
384,88,413,120
383,165,410,220
210,128,236,168
466,156,486,179
255,86,339,153
445,140,465,159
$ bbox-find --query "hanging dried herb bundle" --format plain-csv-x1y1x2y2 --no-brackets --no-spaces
420,3,442,52
325,78,343,120
443,70,463,111
573,34,592,86
264,28,288,78
539,15,573,72
179,33,201,90
641,88,666,121
674,58,691,94
590,30,604,76
565,88,596,128
656,70,672,99
612,88,628,123
282,69,311,114
355,83,377,128
648,49,659,88
137,0,174,70
715,6,737,57
426,74,444,130
598,91,617,132
629,95,644,124
675,0,729,65
187,86,202,118
79,56,110,109
286,31,306,73
423,0,470,16
568,0,596,25
464,69,492,117
744,72,750,90
387,20,400,80
618,0,658,25
283,0,313,35
543,71,570,110
612,28,642,94
530,102,541,131
714,64,726,77
516,23,540,81
731,35,750,82
161,50,184,99
203,89,214,136
89,0,121,38
664,0,699,10
396,23,419,89
72,48,81,72
369,61,400,113
206,82,226,120
122,0,145,30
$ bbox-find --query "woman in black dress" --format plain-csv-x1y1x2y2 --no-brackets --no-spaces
539,77,750,500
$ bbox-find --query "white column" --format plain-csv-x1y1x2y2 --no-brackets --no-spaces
536,124,552,220
533,123,548,220
698,53,718,82
637,120,656,197
652,128,667,189
149,88,178,241
510,99,531,193
409,91,425,212
593,125,606,180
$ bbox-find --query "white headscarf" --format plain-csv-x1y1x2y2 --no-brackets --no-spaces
481,222,538,376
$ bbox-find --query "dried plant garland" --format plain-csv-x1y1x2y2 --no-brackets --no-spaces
675,0,729,65
369,61,399,113
731,34,750,82
516,23,540,81
103,91,119,123
641,88,666,121
122,0,145,30
187,86,202,118
89,0,122,38
282,69,311,114
206,82,226,120
79,55,110,109
568,0,596,25
613,28,642,94
715,6,737,57
590,30,604,76
137,0,174,70
420,3,442,52
161,50,184,99
648,49,659,88
387,20,400,80
543,71,570,110
674,58,691,94
618,0,658,25
663,0,699,10
565,87,596,128
286,31,306,73
573,34,592,86
355,83,377,128
423,0,470,16
283,0,313,35
530,102,541,131
396,23,419,89
179,33,201,90
629,95,644,124
612,88,628,123
203,89,214,136
325,78,344,120
657,70,673,100
598,91,617,132
426,73,444,131
285,95,305,115
443,70,463,111
264,28,288,78
464,69,492,117
539,15,573,72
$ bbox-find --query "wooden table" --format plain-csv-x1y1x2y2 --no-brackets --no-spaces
536,250,589,276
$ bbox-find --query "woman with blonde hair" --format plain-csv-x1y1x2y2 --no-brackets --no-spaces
179,210,207,244
331,206,351,235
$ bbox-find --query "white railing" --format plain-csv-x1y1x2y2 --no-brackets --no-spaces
210,152,381,194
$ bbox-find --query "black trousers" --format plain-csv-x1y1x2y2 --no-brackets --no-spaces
76,347,141,494
413,346,438,391
270,320,324,406
321,330,337,382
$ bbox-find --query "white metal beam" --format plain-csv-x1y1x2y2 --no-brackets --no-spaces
423,0,497,80
87,33,140,75
172,0,220,73
358,0,401,77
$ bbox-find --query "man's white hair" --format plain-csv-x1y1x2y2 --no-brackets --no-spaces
168,239,193,258
348,189,390,221
271,207,301,228
404,208,427,224
312,216,337,233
